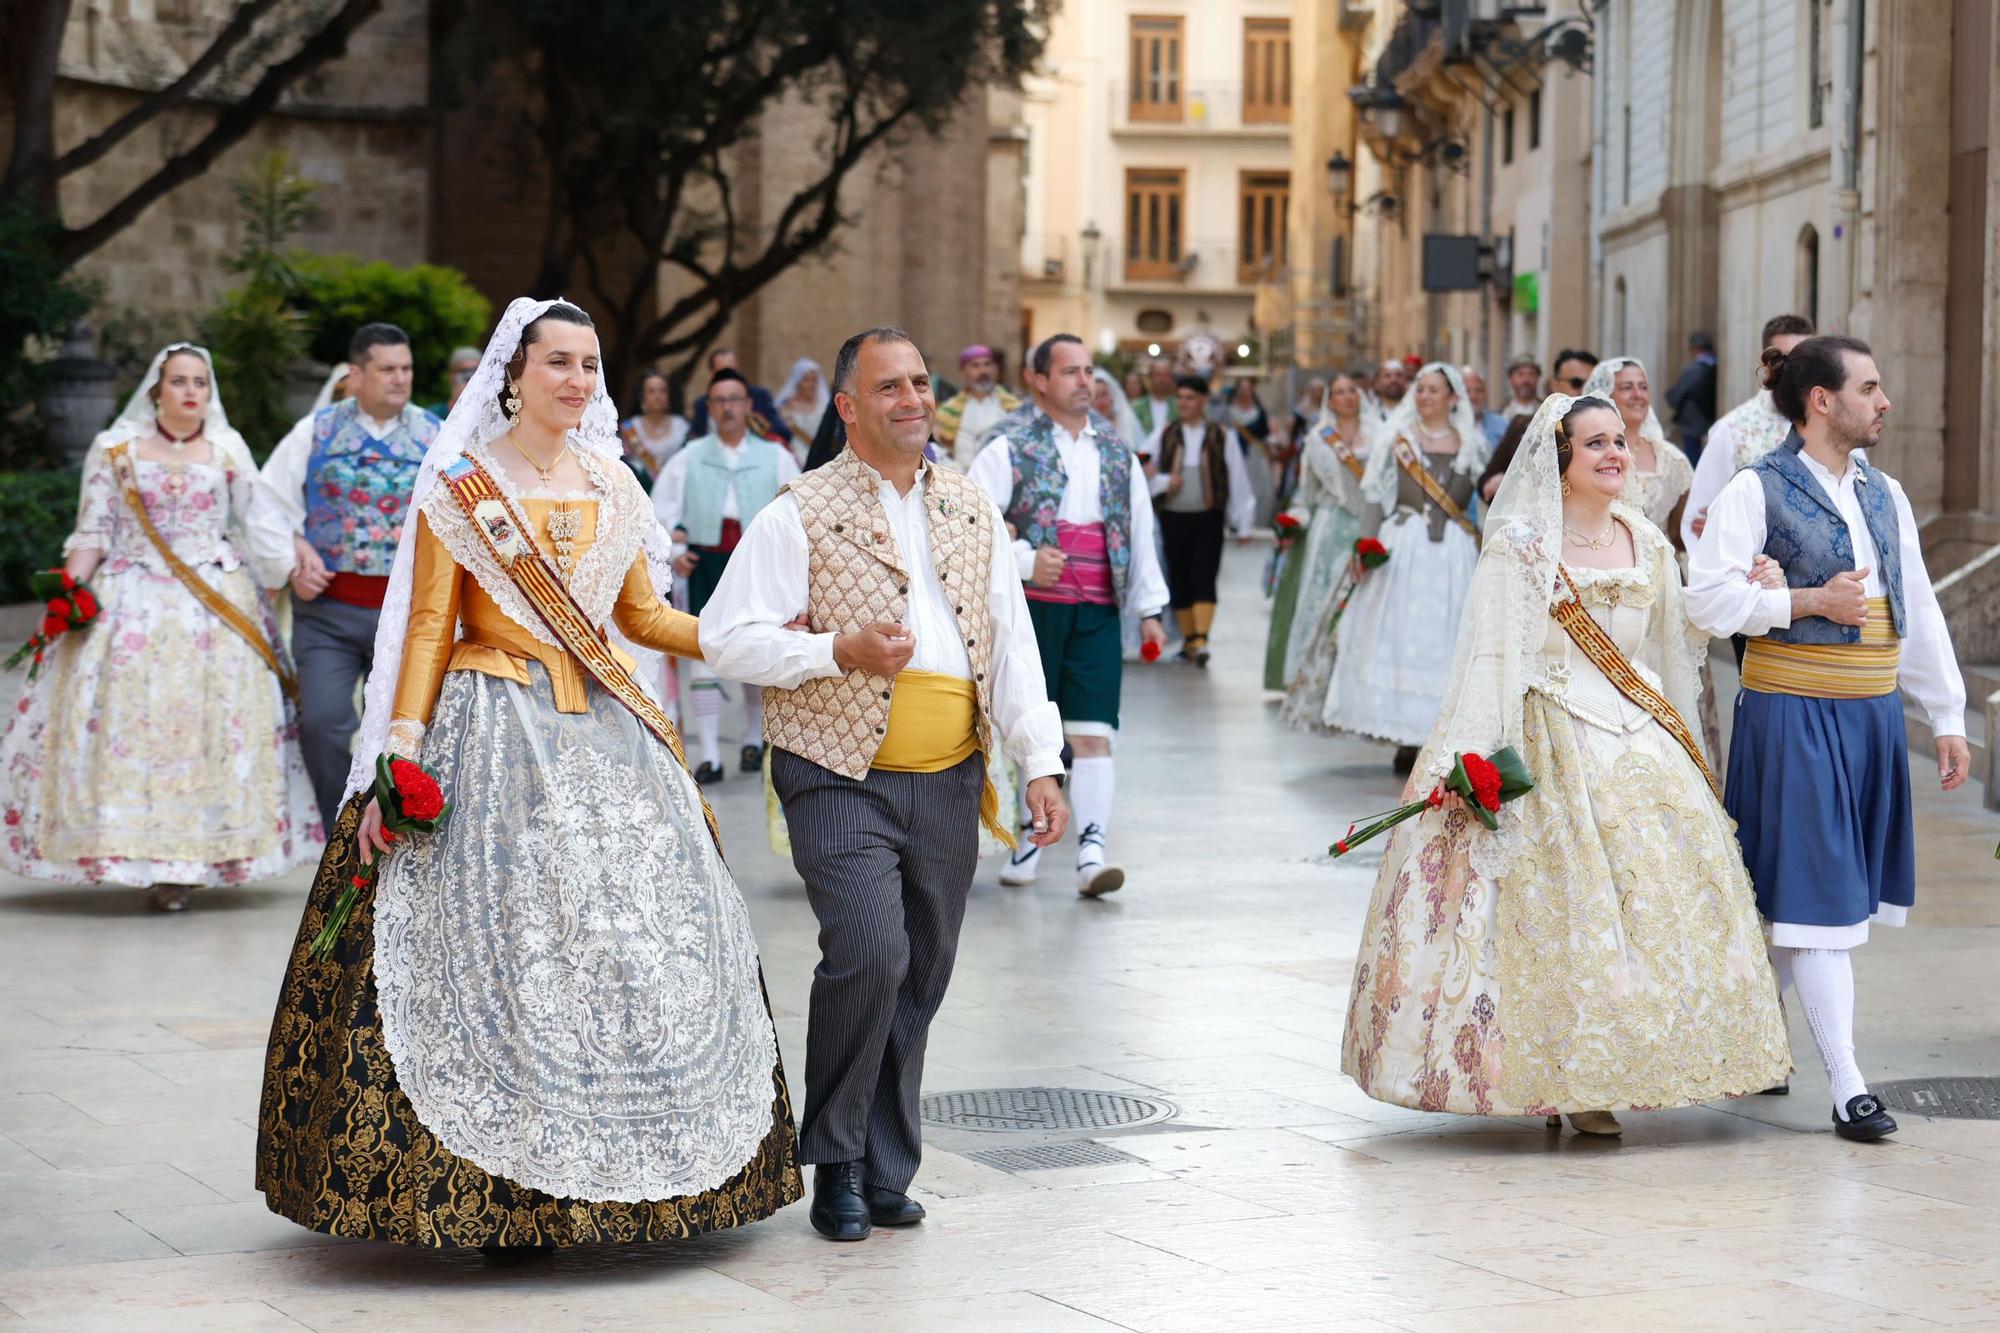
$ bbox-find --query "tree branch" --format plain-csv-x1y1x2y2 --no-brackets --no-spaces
53,0,386,267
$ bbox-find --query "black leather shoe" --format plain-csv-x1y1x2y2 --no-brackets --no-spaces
694,761,724,785
810,1161,871,1241
1392,746,1419,776
740,743,764,774
865,1184,926,1227
1833,1092,1898,1142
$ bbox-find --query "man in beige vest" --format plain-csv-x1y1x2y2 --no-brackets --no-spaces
701,327,1067,1242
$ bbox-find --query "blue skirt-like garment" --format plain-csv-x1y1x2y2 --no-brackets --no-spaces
1724,688,1916,928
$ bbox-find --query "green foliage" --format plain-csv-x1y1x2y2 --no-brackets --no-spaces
0,203,98,463
225,153,317,297
291,255,491,403
0,470,83,602
203,153,313,458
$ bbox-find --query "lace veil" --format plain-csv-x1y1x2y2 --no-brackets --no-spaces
1407,392,1707,881
345,297,676,798
103,343,243,451
1358,361,1488,510
1091,366,1145,451
310,362,352,413
1581,357,1668,449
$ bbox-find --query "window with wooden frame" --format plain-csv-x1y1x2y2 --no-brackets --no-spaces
1242,18,1291,124
1129,16,1184,123
1238,170,1289,284
1125,169,1186,281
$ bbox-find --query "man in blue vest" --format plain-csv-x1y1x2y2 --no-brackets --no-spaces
248,323,440,828
969,333,1169,897
1686,335,1968,1143
653,367,800,782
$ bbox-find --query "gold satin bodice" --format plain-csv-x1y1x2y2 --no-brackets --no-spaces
392,498,701,729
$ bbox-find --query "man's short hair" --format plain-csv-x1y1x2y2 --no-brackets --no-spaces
706,347,735,371
1688,331,1716,353
348,322,411,367
1761,314,1816,347
831,326,917,395
707,367,749,394
1030,333,1086,377
1175,374,1212,397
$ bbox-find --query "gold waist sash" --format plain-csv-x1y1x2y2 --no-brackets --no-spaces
871,670,1012,848
1741,598,1900,699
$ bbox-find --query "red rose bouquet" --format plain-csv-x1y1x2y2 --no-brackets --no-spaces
5,571,101,680
1330,746,1534,856
308,754,451,961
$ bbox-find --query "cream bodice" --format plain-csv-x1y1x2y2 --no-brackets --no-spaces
1528,561,1662,735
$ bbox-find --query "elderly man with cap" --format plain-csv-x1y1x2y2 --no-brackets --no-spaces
1502,352,1541,420
933,344,1022,469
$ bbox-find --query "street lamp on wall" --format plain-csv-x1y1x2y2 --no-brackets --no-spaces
1080,220,1102,288
1326,151,1353,204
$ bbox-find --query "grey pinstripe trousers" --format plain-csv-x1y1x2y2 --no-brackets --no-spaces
771,746,985,1192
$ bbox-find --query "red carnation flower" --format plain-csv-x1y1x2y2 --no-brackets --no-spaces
59,572,75,591
1356,537,1388,559
1274,513,1300,530
1461,752,1503,812
389,758,446,821
40,616,65,639
1140,640,1162,663
73,590,98,619
46,597,72,621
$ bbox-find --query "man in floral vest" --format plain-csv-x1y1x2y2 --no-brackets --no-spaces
969,333,1168,898
248,323,439,827
701,326,1065,1242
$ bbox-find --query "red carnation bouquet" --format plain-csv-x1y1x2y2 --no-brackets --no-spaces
5,571,101,681
1318,537,1390,641
308,754,451,961
1272,511,1303,547
1330,746,1534,857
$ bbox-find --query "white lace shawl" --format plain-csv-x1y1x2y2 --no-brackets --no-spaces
346,297,677,799
1583,356,1693,528
1358,361,1489,511
1407,394,1708,888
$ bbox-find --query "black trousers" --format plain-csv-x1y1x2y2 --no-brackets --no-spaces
1158,508,1226,609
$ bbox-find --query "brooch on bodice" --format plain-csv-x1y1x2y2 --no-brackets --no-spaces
547,506,583,581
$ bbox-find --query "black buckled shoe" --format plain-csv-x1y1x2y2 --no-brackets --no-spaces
740,743,765,774
810,1161,871,1241
1833,1092,1898,1142
694,761,725,785
864,1184,926,1227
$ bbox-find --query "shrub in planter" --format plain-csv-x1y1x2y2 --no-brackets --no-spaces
293,257,491,405
0,471,83,603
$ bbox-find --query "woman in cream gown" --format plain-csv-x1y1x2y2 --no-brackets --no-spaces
257,298,800,1249
1341,394,1789,1134
1276,373,1372,710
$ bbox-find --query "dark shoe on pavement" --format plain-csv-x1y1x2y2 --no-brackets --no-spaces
695,761,725,785
810,1161,871,1241
740,743,764,774
864,1184,926,1227
1392,745,1419,776
1833,1093,1897,1142
1757,1081,1791,1096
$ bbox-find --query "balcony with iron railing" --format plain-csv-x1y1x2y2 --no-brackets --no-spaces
1109,237,1287,294
1107,81,1292,137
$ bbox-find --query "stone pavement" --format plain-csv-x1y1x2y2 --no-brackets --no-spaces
2,544,1998,1331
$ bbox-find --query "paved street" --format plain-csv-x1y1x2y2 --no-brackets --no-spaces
2,542,1999,1332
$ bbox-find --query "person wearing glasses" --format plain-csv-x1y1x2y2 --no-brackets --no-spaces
1548,347,1598,396
423,345,482,418
1480,347,1599,502
652,367,800,782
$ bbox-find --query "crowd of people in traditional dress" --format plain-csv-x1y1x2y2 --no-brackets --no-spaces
0,293,1970,1255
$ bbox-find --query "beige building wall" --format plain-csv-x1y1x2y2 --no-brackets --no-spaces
40,0,432,326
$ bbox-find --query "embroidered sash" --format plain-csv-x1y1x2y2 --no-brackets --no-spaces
1393,439,1478,538
439,455,722,852
1323,426,1366,480
106,442,298,704
1550,565,1720,800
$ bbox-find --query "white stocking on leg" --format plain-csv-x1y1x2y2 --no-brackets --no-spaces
1787,946,1867,1118
741,684,764,747
689,669,724,769
1767,943,1794,998
1070,755,1115,871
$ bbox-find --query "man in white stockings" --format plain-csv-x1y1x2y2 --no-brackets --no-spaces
1687,335,1969,1141
970,334,1169,897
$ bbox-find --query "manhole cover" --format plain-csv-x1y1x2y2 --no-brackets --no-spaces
963,1141,1145,1173
1874,1077,2000,1120
920,1087,1176,1133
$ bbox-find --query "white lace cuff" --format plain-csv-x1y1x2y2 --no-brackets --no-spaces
386,720,427,760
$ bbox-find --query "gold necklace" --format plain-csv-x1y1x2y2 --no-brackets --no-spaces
1563,517,1617,549
509,433,571,484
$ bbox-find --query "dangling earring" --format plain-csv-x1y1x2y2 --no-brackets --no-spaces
504,381,522,422
1560,476,1573,497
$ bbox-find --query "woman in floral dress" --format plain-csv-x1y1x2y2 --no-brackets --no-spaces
0,344,321,909
1341,394,1789,1135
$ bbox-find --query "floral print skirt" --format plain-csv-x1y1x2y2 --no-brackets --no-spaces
1340,692,1791,1116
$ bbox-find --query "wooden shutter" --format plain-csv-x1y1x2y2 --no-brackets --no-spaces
1243,18,1291,124
1238,171,1289,283
1125,169,1186,281
1129,16,1185,123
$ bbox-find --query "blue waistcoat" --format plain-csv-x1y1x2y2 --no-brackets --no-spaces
302,400,438,575
679,434,785,547
1751,433,1905,643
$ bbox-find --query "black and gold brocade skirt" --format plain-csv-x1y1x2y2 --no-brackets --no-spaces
254,795,803,1248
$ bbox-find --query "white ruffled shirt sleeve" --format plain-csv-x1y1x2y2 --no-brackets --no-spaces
1681,416,1738,550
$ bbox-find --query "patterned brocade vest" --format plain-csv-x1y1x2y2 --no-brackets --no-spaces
1752,433,1906,644
1002,413,1133,605
763,449,999,780
303,400,438,574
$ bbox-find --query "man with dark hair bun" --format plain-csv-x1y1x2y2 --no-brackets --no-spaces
1686,334,1968,1144
1682,313,1816,547
249,321,440,827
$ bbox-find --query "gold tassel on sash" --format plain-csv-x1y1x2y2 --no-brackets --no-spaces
870,670,1014,849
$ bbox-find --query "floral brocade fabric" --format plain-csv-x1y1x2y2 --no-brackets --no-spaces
1340,563,1791,1116
256,796,803,1248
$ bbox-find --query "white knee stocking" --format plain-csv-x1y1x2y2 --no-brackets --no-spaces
742,684,764,747
1766,944,1794,997
1070,755,1115,869
689,672,723,768
1785,946,1867,1118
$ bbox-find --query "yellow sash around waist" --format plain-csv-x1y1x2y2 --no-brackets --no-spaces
1740,598,1900,699
870,670,1014,848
